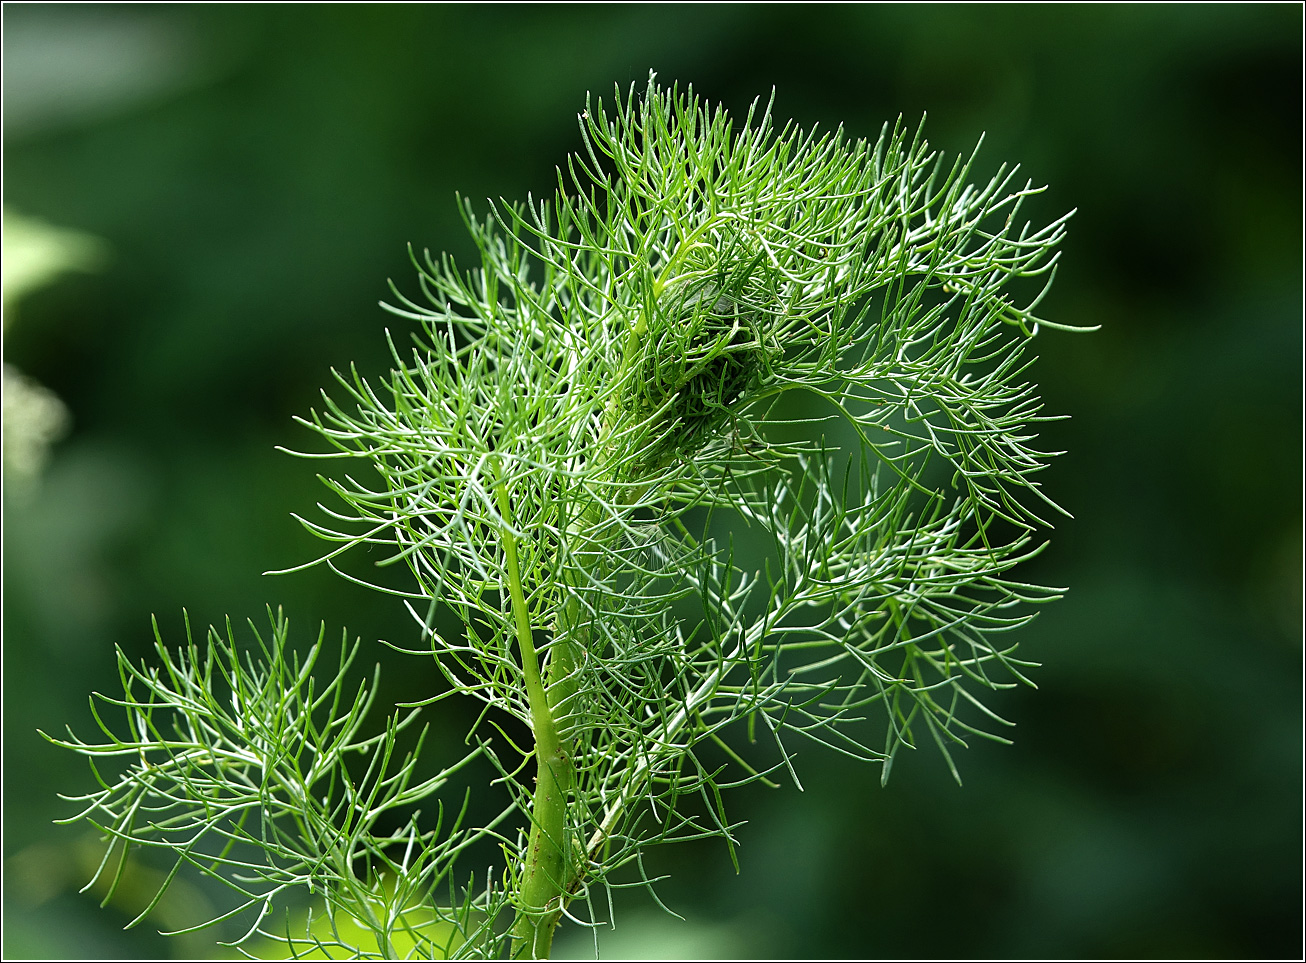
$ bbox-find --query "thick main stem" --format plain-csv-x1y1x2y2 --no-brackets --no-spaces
504,337,651,956
499,484,577,960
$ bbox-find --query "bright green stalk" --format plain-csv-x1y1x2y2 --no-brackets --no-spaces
498,481,574,959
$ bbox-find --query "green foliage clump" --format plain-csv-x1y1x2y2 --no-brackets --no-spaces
45,75,1084,959
624,273,776,473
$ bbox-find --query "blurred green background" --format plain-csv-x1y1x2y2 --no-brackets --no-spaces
3,4,1300,959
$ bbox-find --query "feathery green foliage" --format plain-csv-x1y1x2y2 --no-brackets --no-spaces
46,75,1084,959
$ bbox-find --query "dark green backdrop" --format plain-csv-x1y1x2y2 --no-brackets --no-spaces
4,4,1301,959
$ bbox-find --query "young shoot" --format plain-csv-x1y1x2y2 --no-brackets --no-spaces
45,74,1087,960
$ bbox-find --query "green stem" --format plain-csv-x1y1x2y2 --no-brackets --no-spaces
502,355,653,956
499,483,575,960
